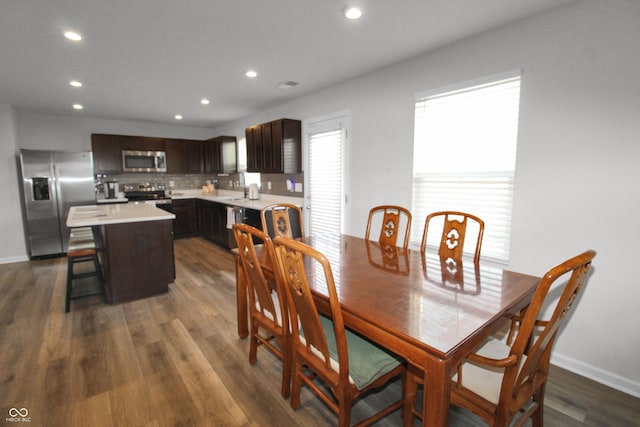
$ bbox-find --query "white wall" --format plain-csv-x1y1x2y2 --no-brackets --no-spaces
0,105,28,263
0,111,215,263
3,0,637,397
15,111,215,150
211,0,640,396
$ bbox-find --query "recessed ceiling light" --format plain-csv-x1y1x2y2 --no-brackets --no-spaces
200,98,210,105
64,31,83,41
343,6,362,20
73,104,83,110
245,70,258,78
175,115,183,120
70,80,82,88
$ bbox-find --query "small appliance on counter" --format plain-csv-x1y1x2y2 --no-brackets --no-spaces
105,181,119,199
248,183,260,200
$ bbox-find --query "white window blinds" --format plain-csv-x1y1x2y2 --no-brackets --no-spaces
411,74,521,263
308,127,344,236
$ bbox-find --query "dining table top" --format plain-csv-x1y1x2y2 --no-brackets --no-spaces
293,233,539,360
233,232,540,426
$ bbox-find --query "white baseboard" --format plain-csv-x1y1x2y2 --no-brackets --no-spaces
552,352,640,398
0,255,29,264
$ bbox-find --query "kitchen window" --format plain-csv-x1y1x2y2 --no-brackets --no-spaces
411,71,521,263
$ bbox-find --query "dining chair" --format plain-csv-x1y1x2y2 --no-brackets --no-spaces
261,203,304,239
406,250,596,426
232,223,291,398
420,211,485,264
272,236,406,427
365,205,412,249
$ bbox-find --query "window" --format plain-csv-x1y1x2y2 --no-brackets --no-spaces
411,72,521,263
237,137,260,187
305,114,348,236
237,137,247,171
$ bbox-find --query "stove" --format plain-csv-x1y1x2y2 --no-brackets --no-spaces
122,182,168,201
122,183,173,212
124,190,167,201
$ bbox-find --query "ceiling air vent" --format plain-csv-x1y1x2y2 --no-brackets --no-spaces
277,81,299,89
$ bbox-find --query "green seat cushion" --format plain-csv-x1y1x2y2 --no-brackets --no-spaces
318,315,402,389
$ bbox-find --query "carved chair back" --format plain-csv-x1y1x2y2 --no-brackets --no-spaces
421,211,484,264
261,203,304,239
365,205,412,249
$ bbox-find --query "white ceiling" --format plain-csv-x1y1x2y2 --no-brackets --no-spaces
0,0,577,128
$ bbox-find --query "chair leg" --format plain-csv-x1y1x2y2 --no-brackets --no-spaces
532,385,545,427
338,396,353,427
281,335,292,399
403,370,418,422
92,253,105,301
249,321,258,365
290,361,303,409
402,365,423,423
65,256,74,313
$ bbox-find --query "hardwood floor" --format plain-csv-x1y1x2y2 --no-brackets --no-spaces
1,237,638,426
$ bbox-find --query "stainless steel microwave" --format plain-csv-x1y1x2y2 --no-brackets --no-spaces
122,150,167,173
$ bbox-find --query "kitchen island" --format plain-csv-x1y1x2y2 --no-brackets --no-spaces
67,203,176,304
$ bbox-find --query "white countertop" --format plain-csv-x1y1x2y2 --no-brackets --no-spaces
67,203,175,227
96,194,128,204
94,189,303,211
169,189,304,210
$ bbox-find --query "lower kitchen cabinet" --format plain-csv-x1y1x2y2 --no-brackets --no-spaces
173,199,197,238
182,198,262,249
243,207,262,230
196,199,228,246
98,219,175,303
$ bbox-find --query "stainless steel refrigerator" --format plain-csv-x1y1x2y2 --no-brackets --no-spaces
19,149,95,258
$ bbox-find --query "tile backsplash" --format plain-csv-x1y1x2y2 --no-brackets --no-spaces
97,172,304,197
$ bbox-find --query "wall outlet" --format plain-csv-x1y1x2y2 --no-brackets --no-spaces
169,180,175,188
267,181,272,190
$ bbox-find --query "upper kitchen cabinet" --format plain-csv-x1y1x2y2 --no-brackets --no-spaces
203,136,237,174
166,139,203,174
121,135,166,152
91,134,122,174
245,118,301,173
91,134,168,174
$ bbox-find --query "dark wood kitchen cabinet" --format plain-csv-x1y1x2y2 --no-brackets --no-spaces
121,135,166,152
194,200,262,248
91,134,123,174
166,139,203,174
98,219,175,304
92,133,169,174
172,198,197,238
245,118,301,174
196,199,228,246
187,140,205,173
203,136,237,174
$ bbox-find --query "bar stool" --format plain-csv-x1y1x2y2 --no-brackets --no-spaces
65,228,105,313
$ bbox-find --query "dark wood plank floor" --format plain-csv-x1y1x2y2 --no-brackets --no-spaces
1,237,638,426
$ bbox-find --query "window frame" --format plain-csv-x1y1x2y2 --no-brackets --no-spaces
411,70,522,264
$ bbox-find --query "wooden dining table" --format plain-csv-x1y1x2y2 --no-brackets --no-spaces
233,233,539,426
